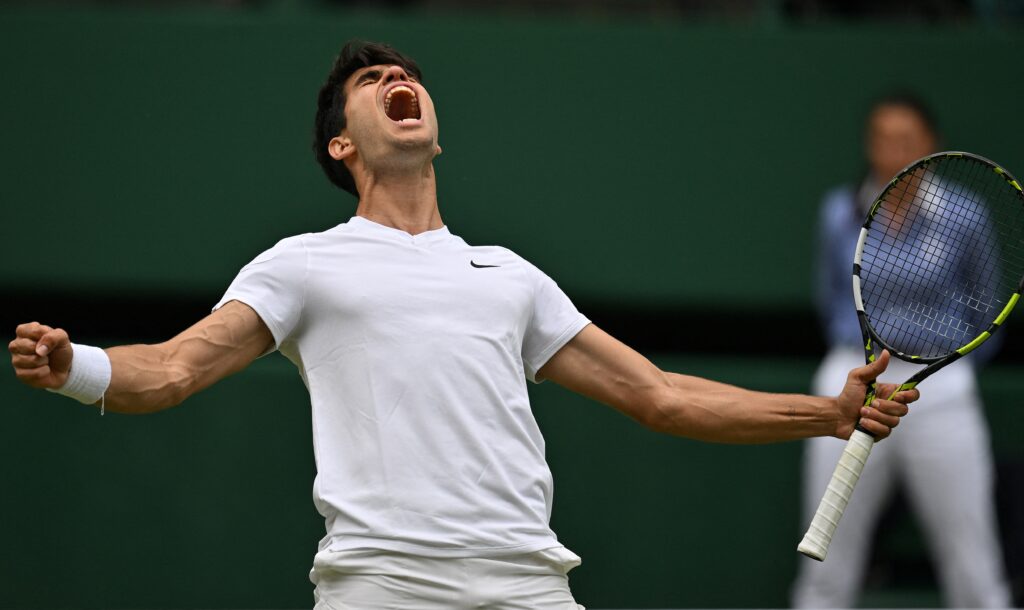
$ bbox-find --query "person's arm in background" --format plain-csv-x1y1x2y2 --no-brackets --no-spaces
816,187,862,349
962,204,1005,367
9,300,273,414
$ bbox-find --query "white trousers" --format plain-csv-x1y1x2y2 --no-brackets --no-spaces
312,549,585,610
792,347,1011,608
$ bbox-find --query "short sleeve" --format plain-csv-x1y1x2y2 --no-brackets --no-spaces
213,236,307,352
520,261,590,383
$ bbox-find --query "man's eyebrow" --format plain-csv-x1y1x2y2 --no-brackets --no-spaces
354,69,382,86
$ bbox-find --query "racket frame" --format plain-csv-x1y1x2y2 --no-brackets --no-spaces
853,151,1024,376
798,151,1024,561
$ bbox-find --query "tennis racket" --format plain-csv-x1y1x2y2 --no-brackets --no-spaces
797,151,1024,561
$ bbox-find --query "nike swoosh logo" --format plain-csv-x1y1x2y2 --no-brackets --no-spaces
470,261,500,268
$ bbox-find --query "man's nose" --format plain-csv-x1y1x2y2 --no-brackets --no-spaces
382,65,410,84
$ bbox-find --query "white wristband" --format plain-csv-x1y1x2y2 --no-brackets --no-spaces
49,343,112,409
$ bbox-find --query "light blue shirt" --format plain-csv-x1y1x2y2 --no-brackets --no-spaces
815,184,867,349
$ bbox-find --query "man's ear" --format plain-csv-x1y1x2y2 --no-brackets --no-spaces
328,135,355,161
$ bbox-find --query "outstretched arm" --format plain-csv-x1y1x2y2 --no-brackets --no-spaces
537,324,916,443
9,300,273,414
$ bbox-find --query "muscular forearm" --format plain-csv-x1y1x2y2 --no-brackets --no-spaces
541,325,842,443
649,372,838,444
539,325,911,444
102,307,268,413
101,343,197,414
12,303,270,415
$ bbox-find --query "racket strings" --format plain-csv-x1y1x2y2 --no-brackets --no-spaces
860,155,1024,358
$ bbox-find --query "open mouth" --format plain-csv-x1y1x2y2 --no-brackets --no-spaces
384,85,421,123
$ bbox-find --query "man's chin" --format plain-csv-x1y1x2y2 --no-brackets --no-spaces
367,138,440,173
389,133,438,154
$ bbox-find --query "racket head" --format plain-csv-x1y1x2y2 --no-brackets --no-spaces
852,151,1024,364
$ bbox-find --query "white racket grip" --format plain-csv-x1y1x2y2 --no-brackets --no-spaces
797,429,875,561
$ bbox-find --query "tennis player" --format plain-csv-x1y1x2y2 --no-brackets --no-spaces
9,41,917,609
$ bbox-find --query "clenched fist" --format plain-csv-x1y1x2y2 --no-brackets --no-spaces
9,322,73,389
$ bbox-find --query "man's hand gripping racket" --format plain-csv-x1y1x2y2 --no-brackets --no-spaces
798,152,1024,561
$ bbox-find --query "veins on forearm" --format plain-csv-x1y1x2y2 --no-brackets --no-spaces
103,343,191,413
662,372,835,443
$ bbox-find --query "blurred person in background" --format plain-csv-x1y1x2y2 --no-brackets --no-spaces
791,93,1012,609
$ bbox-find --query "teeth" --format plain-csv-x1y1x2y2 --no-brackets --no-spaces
384,85,418,115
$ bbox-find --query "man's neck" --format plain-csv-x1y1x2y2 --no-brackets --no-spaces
353,166,443,235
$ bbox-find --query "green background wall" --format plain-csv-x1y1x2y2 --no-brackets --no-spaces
1,5,1022,608
2,355,1022,608
3,7,1023,306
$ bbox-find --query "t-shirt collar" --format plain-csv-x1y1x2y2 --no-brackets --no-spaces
347,215,452,246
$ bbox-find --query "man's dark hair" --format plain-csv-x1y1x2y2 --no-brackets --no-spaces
313,41,423,198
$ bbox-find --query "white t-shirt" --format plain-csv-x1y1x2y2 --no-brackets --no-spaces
215,216,590,566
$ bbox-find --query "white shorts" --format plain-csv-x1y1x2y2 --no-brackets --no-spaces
312,548,585,610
